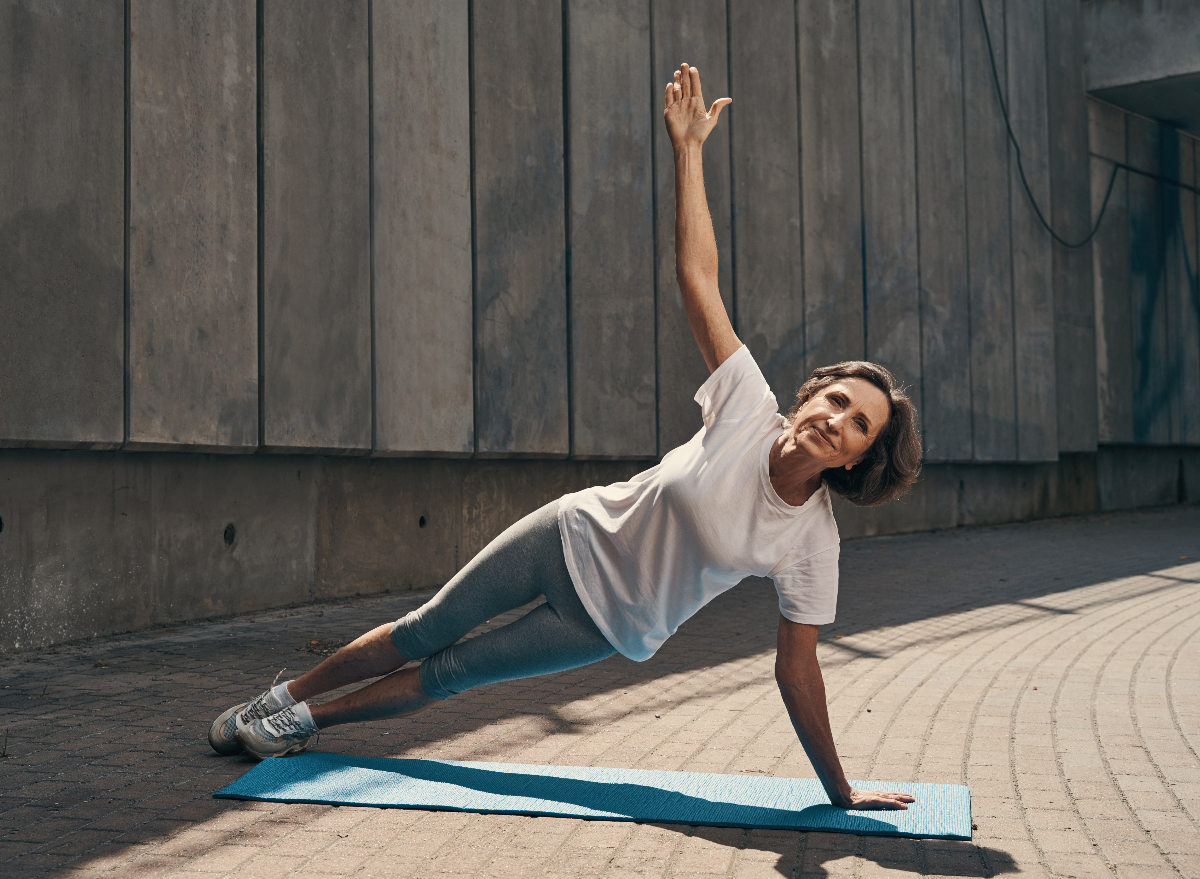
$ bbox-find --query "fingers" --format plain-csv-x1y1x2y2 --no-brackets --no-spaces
709,96,732,120
679,63,692,100
688,65,703,105
859,790,916,810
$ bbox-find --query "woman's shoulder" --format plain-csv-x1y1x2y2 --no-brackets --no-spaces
695,346,779,429
769,490,841,573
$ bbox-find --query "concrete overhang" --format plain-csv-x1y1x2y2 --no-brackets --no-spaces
1083,0,1200,135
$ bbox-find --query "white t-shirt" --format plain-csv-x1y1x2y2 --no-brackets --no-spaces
558,345,840,661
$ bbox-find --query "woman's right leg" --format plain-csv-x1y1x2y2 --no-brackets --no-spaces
287,500,564,706
286,623,407,703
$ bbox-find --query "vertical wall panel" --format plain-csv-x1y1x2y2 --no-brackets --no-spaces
1126,116,1170,445
913,0,971,461
0,1,123,448
1087,99,1132,444
652,0,733,454
1185,139,1200,446
1163,130,1200,444
261,0,371,453
728,0,804,408
128,0,258,451
1045,0,1097,453
568,0,656,459
473,0,569,456
962,0,1016,461
1006,0,1056,461
373,0,473,455
858,0,920,403
799,0,864,376
1185,138,1200,446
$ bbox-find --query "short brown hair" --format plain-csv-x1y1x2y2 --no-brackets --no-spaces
786,362,922,507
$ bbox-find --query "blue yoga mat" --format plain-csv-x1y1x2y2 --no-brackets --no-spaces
215,752,971,840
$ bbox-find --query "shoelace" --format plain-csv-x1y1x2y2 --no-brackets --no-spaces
265,707,312,740
237,690,276,726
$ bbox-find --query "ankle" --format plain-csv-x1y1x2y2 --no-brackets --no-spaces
274,680,298,708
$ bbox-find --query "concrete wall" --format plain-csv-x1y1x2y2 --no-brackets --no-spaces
3,0,1132,466
3,446,1198,652
1082,0,1200,135
1088,99,1200,446
3,1,1199,649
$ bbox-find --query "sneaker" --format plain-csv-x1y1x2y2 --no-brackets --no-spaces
236,703,319,759
208,685,294,755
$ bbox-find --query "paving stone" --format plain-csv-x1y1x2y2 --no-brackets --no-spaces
0,507,1197,877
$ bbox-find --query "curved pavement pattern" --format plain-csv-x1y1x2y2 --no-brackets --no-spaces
0,505,1197,878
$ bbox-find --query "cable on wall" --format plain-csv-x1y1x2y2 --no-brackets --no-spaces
974,0,1119,250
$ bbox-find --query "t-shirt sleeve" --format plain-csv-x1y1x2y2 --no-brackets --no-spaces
772,546,840,625
693,345,779,429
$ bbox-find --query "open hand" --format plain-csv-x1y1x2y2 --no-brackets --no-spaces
834,788,916,811
663,63,731,150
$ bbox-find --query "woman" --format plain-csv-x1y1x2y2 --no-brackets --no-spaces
209,64,921,811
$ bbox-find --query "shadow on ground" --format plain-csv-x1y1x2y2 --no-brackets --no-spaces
1,505,1195,877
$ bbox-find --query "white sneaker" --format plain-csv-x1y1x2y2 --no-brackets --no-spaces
208,685,293,755
236,703,319,759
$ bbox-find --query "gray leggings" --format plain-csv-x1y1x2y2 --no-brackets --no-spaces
390,500,616,700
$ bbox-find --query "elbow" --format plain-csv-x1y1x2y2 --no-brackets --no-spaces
676,267,716,290
775,657,820,693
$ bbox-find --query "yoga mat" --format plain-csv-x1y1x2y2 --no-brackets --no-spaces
215,752,971,840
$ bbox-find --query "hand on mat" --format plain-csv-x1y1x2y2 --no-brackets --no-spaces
837,788,916,811
664,63,730,151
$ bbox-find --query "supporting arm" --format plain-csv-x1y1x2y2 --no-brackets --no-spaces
775,616,915,810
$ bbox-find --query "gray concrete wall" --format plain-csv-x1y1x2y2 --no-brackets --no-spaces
6,0,1156,468
1088,98,1200,451
1082,0,1200,91
2,448,1198,653
1082,0,1200,135
4,2,1200,649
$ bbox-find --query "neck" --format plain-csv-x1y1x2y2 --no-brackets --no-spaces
769,432,825,506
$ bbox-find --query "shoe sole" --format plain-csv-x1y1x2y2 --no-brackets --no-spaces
208,703,249,755
240,739,310,760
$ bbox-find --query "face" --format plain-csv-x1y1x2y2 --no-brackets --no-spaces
788,378,890,470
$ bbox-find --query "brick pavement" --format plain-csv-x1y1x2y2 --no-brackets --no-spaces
1,505,1198,878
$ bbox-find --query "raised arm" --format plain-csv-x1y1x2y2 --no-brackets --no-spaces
775,617,916,810
664,64,740,374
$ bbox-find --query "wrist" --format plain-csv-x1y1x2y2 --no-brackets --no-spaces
828,781,855,807
673,143,703,161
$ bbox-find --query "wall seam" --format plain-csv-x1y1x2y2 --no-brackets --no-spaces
468,0,480,458
256,0,266,450
855,0,868,361
794,0,805,384
725,0,737,335
649,0,660,458
1003,0,1019,461
962,0,976,460
368,0,377,452
909,0,925,450
123,0,131,446
562,0,574,458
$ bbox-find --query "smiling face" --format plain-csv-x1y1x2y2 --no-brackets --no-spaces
787,377,891,470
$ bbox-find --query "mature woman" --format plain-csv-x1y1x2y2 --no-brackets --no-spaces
209,64,921,811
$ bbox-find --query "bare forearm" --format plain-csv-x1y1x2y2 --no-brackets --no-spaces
674,144,719,288
777,668,854,805
673,144,735,372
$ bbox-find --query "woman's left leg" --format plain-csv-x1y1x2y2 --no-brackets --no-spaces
310,585,616,728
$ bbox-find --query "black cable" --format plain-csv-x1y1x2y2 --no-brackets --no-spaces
973,0,1118,249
